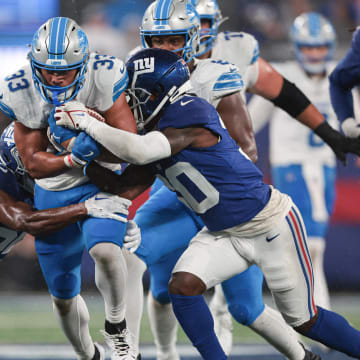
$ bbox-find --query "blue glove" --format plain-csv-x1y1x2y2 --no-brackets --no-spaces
48,108,77,150
72,132,101,163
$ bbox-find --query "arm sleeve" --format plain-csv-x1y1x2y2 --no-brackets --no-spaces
85,119,171,165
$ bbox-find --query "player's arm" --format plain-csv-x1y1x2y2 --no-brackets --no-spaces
86,161,155,200
0,189,87,236
329,29,360,124
14,122,68,179
249,57,360,163
216,93,257,163
95,92,138,163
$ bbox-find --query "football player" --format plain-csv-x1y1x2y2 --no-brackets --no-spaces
123,1,360,359
0,17,138,360
0,123,132,260
55,47,360,360
248,12,337,324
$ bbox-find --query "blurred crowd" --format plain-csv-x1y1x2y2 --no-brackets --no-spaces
62,0,360,62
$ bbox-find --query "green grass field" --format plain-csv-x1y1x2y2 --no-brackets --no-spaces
0,292,359,345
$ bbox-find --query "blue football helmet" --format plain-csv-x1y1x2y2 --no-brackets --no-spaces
290,12,336,74
126,48,191,131
140,0,201,63
29,17,90,105
195,0,225,56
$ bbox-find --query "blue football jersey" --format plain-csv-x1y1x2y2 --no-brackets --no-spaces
151,95,271,232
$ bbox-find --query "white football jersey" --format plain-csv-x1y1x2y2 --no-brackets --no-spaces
210,32,260,98
248,61,338,166
0,53,128,191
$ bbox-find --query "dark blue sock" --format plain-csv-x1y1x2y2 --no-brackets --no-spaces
169,293,227,360
306,306,360,357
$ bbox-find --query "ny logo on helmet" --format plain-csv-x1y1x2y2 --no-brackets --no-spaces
134,57,155,73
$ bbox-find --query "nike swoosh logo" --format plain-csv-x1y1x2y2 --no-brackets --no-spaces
180,99,194,106
84,151,94,158
53,134,61,141
95,197,108,201
75,113,85,116
266,233,280,242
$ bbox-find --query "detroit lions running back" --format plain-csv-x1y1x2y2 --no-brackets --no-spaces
0,17,138,360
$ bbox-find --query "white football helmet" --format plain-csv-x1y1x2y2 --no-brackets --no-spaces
29,17,90,105
290,12,336,74
140,0,201,63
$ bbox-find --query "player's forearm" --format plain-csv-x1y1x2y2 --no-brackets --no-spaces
85,120,171,165
23,151,68,179
19,203,88,235
86,161,152,200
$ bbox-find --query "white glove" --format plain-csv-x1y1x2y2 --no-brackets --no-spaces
84,192,132,222
342,117,360,138
55,100,95,131
123,220,141,253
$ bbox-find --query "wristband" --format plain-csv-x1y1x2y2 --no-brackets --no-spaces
64,154,86,168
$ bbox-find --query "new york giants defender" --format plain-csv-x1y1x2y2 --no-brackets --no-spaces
0,123,131,261
55,48,360,360
0,17,138,360
248,13,337,318
125,1,360,359
126,1,311,359
329,27,360,138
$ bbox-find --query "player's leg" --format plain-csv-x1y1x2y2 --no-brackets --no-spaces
35,185,98,360
130,185,204,359
272,164,336,310
259,203,360,358
169,228,250,360
147,249,185,360
222,267,306,360
123,250,146,355
81,214,137,359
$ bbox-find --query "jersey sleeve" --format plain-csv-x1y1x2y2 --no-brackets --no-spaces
193,60,244,108
0,80,17,121
91,55,129,112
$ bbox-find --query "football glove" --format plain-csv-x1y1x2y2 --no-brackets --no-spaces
84,192,132,222
55,100,95,131
123,220,141,253
314,122,360,165
341,117,360,138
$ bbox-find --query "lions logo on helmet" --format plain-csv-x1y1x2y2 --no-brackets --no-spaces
29,17,90,105
126,48,191,131
290,12,336,74
141,0,201,63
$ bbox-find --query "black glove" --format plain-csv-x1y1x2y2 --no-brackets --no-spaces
314,122,360,165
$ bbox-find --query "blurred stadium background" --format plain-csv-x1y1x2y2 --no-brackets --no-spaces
0,0,359,359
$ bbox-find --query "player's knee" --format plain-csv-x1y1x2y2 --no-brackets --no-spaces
168,271,206,296
152,289,171,304
52,295,77,316
228,303,260,326
293,310,319,335
89,242,121,265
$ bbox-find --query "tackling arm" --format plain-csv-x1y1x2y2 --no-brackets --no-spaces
0,189,87,236
86,161,155,200
216,93,258,163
